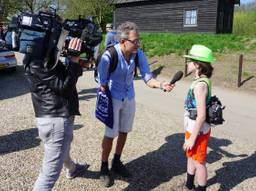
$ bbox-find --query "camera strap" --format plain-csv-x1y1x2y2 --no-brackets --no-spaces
56,28,69,62
44,28,69,71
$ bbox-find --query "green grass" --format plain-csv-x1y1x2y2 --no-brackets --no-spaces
140,33,255,57
99,33,256,58
242,71,251,78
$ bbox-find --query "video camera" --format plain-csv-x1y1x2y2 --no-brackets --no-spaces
9,10,63,60
6,11,102,61
62,17,102,58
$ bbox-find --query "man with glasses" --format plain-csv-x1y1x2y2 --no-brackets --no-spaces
97,21,175,187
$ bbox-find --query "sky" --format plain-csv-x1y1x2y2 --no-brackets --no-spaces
241,0,256,4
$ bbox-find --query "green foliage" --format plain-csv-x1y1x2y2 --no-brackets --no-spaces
0,0,23,22
59,0,114,30
0,0,55,22
139,33,256,58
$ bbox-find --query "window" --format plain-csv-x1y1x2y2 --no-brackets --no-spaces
184,10,198,27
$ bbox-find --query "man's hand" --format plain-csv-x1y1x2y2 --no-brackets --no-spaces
162,82,175,92
68,38,82,63
100,85,108,93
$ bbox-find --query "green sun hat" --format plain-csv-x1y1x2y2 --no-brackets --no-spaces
184,44,215,63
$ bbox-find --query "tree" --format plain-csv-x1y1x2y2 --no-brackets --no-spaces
23,0,54,13
59,0,115,31
0,0,23,22
0,0,55,22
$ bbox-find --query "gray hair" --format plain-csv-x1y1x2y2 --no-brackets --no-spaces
117,21,139,41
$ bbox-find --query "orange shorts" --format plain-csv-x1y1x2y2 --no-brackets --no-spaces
185,130,211,164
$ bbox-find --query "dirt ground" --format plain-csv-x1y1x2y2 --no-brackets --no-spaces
148,52,256,94
1,52,255,190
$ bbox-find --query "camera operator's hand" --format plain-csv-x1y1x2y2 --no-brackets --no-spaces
68,37,82,62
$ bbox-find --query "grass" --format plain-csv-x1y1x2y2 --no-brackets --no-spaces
140,33,256,57
99,33,256,58
233,9,256,35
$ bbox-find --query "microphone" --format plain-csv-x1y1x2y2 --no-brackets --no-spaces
169,71,183,85
163,71,183,92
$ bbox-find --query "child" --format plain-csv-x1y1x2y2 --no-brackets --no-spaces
183,44,214,191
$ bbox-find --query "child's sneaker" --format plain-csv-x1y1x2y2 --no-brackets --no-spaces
66,163,89,179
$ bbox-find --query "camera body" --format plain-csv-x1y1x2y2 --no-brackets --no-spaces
6,12,102,61
63,18,102,58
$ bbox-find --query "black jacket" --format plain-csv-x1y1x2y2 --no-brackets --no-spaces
25,58,82,118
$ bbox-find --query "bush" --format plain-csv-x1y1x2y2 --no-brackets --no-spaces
233,9,256,35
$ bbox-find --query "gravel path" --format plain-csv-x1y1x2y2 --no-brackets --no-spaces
0,61,255,191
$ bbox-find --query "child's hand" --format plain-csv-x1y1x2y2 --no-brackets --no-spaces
183,137,196,151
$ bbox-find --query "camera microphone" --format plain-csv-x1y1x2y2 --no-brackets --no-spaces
169,71,183,85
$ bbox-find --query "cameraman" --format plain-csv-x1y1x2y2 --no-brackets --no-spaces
24,35,89,190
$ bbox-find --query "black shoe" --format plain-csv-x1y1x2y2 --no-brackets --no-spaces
111,160,132,178
100,167,114,187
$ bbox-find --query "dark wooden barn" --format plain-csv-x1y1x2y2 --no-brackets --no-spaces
112,0,240,33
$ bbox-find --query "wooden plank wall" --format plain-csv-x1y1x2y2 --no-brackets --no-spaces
114,0,218,33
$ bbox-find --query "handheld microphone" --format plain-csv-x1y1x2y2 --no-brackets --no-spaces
169,71,183,85
163,71,183,92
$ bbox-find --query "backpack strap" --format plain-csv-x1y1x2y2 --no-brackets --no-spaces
107,45,139,75
106,46,118,74
95,46,139,80
134,52,139,76
94,45,117,81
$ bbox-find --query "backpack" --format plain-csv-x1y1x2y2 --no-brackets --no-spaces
94,46,139,83
187,78,225,125
19,29,46,58
206,95,225,125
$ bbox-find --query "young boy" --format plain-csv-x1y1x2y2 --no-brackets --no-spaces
183,44,214,191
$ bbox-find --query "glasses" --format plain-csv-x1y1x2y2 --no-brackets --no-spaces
126,39,140,46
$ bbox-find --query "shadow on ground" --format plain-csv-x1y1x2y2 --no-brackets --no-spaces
0,128,40,155
208,152,255,191
0,123,85,156
240,76,254,87
0,66,29,100
80,133,251,190
78,88,97,101
152,65,165,78
74,124,85,130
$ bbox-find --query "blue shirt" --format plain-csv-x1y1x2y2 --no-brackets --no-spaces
105,31,118,47
98,44,153,101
